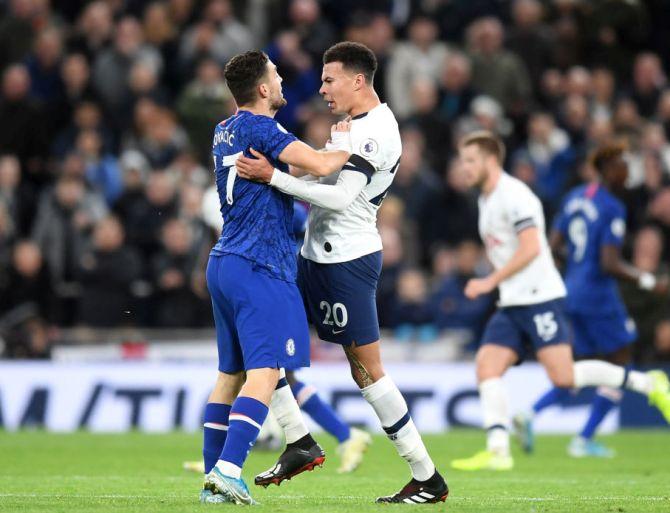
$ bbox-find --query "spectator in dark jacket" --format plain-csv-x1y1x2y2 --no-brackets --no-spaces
76,216,142,327
152,217,209,327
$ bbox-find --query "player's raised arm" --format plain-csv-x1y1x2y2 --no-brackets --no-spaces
236,148,369,212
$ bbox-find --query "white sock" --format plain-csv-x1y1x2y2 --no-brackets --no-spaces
573,360,624,388
215,460,241,479
624,370,653,395
479,378,510,457
361,375,436,481
270,369,309,444
573,361,652,395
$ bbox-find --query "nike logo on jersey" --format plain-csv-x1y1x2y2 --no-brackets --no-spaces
332,329,345,335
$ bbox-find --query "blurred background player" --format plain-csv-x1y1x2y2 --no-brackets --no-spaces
515,142,670,458
236,42,448,504
201,50,351,504
450,131,670,472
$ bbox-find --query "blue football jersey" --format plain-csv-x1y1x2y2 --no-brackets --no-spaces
210,110,298,282
552,183,628,314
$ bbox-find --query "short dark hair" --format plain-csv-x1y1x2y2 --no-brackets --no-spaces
223,50,269,106
590,140,626,174
459,130,506,164
323,42,377,84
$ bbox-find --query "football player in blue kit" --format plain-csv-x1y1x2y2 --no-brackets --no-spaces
200,50,355,505
515,142,670,457
236,42,448,504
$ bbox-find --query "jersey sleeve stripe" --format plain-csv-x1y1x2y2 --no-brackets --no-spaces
344,154,376,184
514,217,536,232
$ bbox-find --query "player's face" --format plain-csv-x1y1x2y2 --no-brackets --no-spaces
320,62,355,115
459,144,488,189
607,155,629,192
265,61,287,112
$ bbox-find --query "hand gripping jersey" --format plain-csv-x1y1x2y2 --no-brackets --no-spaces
301,103,402,264
478,172,566,306
210,110,298,282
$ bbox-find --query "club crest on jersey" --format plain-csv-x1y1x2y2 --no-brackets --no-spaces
360,138,379,157
285,338,295,356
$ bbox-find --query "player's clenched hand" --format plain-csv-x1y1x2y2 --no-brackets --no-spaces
327,117,352,153
464,276,496,300
236,148,274,183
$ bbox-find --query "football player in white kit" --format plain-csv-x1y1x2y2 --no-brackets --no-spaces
450,131,670,471
236,42,449,504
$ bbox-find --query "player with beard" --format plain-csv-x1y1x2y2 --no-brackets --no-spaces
201,50,354,504
449,131,670,472
236,42,449,504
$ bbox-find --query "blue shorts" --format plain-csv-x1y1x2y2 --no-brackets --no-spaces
481,299,571,360
206,254,310,373
297,252,382,346
569,310,636,358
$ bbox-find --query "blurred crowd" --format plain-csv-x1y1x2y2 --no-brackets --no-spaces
1,0,669,363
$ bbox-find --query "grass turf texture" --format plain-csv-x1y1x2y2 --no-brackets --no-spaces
1,430,669,512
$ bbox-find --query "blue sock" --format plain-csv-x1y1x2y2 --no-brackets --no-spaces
580,390,618,440
532,387,571,414
292,381,351,443
218,396,269,476
203,403,232,474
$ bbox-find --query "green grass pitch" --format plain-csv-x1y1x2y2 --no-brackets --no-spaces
1,430,669,512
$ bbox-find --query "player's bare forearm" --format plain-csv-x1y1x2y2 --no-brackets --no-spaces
278,141,349,176
289,165,310,177
549,230,566,268
601,245,669,294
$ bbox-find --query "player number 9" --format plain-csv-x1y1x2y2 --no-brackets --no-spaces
568,217,588,262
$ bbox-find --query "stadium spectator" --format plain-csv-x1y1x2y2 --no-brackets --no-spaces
31,175,107,324
392,268,437,342
178,0,254,76
151,217,209,327
620,226,670,363
386,16,449,120
176,58,234,164
66,1,114,61
75,216,142,327
629,52,666,118
0,240,52,320
389,127,439,221
120,170,178,262
512,111,576,214
0,154,32,237
25,26,64,103
467,16,532,117
92,16,162,125
75,129,123,206
288,0,336,64
405,77,452,172
0,64,47,178
430,241,493,344
417,157,479,266
265,29,320,132
0,0,38,71
436,52,477,123
505,0,554,92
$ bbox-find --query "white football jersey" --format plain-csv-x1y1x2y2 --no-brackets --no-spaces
301,103,402,263
478,172,566,306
